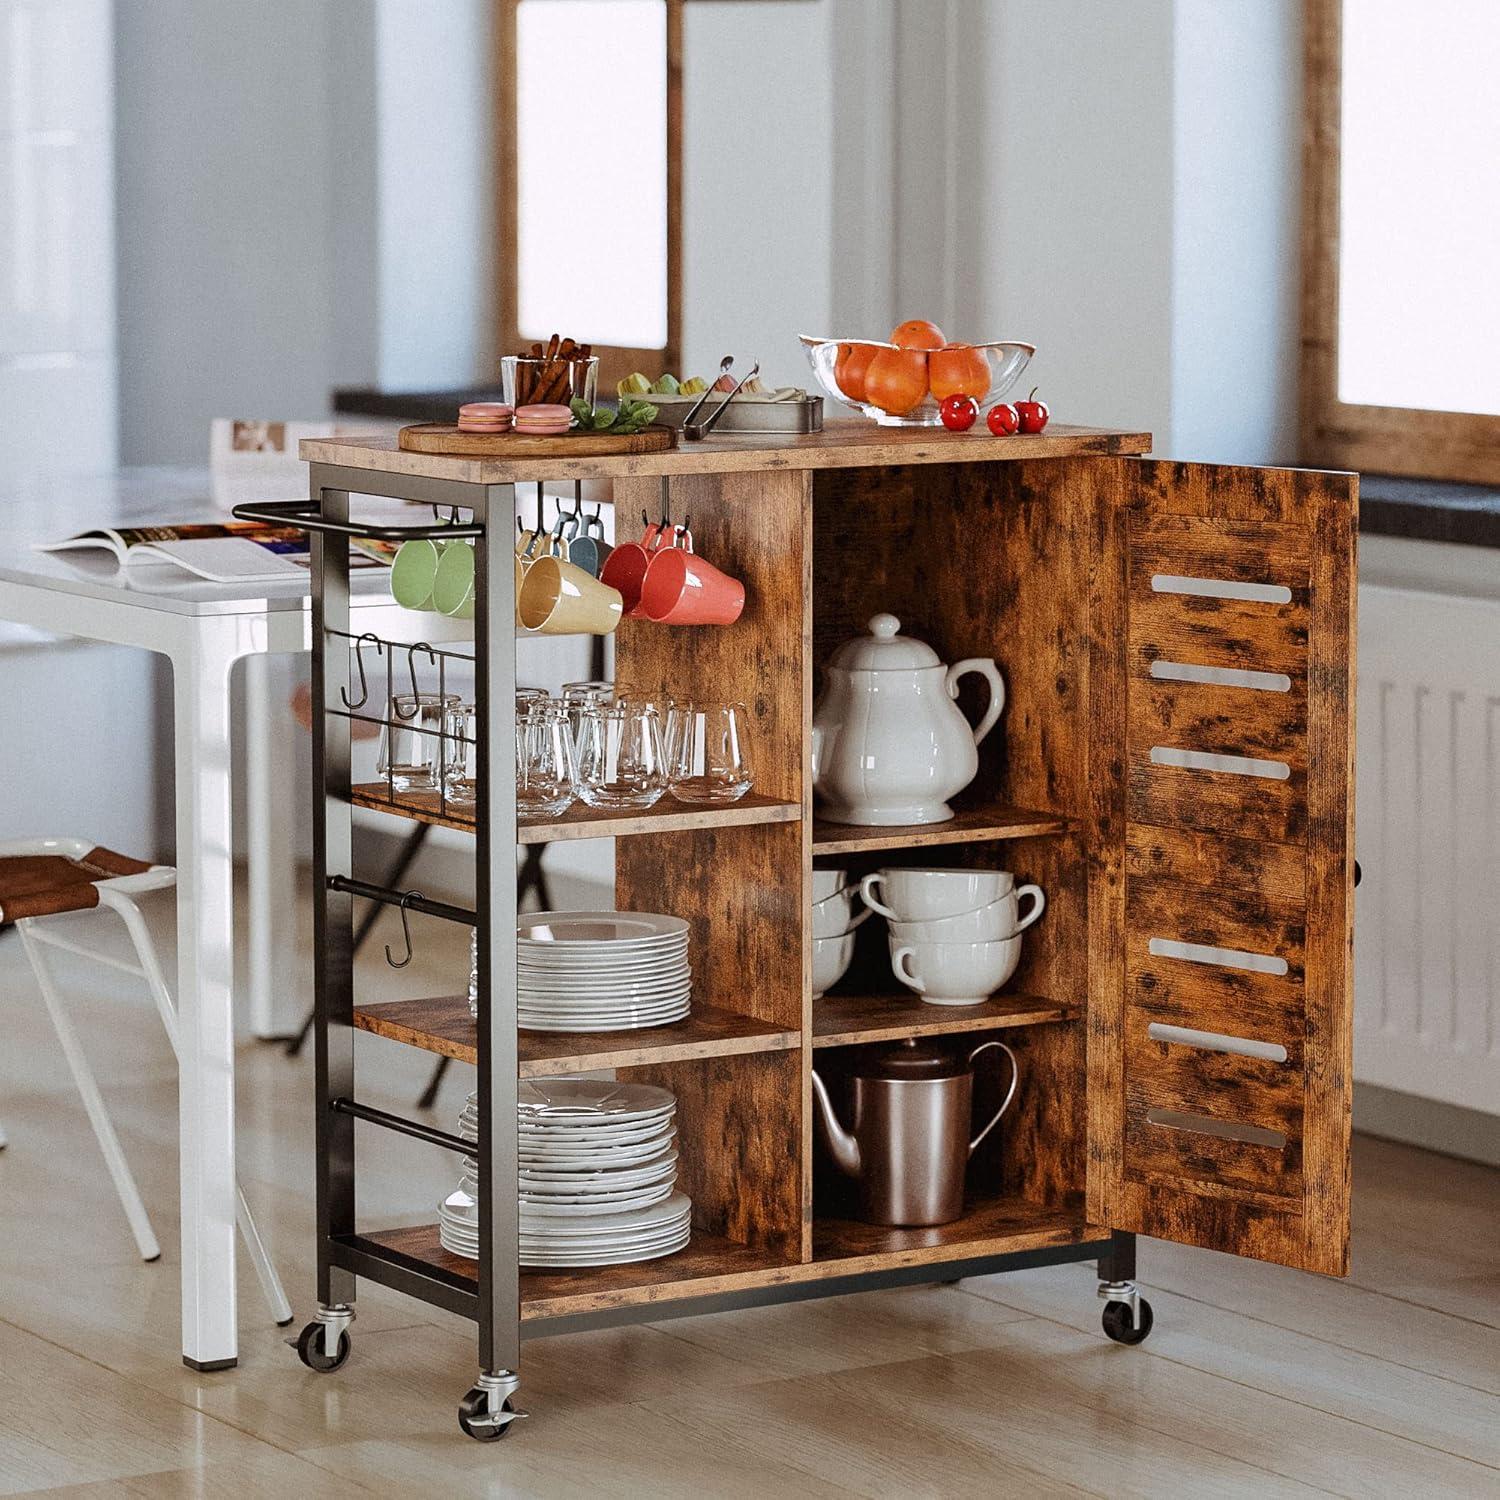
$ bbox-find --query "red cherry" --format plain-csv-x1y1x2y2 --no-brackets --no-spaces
939,393,979,432
1014,387,1050,433
986,402,1019,436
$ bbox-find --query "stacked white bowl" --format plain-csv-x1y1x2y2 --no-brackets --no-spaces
860,867,1046,1006
440,1081,691,1267
811,868,873,997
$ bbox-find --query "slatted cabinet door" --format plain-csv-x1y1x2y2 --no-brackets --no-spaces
1088,460,1357,1275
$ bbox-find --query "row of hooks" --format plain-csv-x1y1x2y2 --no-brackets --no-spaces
341,634,439,715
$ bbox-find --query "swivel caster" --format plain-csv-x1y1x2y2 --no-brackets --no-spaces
293,1304,354,1372
459,1370,525,1441
1101,1295,1153,1345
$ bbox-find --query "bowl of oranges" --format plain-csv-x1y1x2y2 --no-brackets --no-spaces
799,322,1034,427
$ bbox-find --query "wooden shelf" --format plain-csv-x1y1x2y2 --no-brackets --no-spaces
359,1201,1099,1321
813,1195,1091,1273
350,784,800,843
360,1223,788,1321
812,803,1071,855
813,993,1075,1048
354,995,800,1077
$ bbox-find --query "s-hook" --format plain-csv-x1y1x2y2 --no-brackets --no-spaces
385,890,423,970
431,503,463,527
395,642,437,716
341,632,384,711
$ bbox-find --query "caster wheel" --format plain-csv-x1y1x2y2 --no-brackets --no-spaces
1102,1297,1153,1345
295,1321,351,1372
459,1388,515,1442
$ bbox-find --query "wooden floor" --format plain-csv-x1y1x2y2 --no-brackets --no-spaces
1,888,1498,1496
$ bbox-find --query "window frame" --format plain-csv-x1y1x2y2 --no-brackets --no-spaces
495,0,683,394
1300,0,1500,484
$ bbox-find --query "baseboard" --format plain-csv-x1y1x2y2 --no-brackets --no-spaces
1354,1082,1500,1168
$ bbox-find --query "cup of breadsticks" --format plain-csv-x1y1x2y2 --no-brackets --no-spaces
501,335,598,414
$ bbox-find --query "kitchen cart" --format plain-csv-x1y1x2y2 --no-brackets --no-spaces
242,422,1355,1440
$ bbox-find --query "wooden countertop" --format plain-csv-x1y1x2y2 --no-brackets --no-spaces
301,420,1152,483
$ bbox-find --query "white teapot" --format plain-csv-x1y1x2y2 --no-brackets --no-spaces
812,614,1005,825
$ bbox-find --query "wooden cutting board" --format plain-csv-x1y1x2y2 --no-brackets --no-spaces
398,423,677,458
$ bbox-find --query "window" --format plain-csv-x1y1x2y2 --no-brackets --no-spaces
496,0,682,391
1300,0,1500,482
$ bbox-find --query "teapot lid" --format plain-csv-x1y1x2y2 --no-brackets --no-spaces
855,1037,967,1080
828,614,942,671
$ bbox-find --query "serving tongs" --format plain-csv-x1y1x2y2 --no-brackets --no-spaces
684,357,760,441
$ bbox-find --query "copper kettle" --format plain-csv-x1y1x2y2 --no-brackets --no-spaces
810,1038,1018,1226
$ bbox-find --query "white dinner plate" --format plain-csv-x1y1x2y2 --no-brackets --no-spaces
518,1010,690,1034
517,1079,677,1118
517,912,688,946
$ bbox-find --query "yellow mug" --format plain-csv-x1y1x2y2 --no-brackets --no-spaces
517,555,624,635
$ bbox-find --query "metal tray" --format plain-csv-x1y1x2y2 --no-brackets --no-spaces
645,394,823,434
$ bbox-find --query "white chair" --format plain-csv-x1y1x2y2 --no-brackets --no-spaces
0,837,291,1325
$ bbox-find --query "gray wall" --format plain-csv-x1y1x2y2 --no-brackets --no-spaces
114,0,377,465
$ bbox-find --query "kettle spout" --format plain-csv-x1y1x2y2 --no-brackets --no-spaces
810,1069,861,1178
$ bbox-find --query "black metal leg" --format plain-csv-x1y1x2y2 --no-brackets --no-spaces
286,821,433,1058
1097,1230,1136,1283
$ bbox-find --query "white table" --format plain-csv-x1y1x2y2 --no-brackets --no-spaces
0,469,458,1369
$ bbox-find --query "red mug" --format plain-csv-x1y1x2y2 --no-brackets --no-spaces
639,531,746,625
599,522,668,617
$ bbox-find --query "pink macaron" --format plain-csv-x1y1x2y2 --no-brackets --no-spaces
514,402,573,435
457,401,514,433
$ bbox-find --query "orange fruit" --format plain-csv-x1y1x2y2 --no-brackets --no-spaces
834,341,879,403
864,347,929,415
928,343,991,401
889,318,947,351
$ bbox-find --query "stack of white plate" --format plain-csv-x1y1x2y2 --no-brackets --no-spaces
438,1080,692,1267
517,911,691,1033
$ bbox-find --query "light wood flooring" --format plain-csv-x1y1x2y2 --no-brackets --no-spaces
1,890,1497,1496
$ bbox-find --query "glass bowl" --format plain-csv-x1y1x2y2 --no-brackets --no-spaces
798,335,1035,427
501,353,599,412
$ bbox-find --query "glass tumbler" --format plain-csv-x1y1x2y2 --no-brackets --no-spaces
560,680,614,753
377,692,461,793
444,704,480,807
575,702,668,810
665,700,755,804
516,700,576,819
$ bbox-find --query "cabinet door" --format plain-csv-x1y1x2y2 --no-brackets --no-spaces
1087,460,1356,1275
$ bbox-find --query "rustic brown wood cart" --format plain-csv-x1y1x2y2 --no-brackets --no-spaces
243,421,1356,1440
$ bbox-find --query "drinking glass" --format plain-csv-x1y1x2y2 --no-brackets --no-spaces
574,702,668,809
377,692,460,793
516,700,576,818
444,704,480,807
468,929,479,1018
560,680,613,750
665,701,754,804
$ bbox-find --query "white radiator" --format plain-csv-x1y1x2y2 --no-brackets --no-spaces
1356,545,1500,1117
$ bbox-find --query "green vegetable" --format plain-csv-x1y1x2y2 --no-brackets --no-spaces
571,397,659,435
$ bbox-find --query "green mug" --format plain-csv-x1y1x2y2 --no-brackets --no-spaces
390,538,461,611
432,540,476,619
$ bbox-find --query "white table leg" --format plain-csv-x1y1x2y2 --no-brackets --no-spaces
173,636,240,1369
245,653,300,1039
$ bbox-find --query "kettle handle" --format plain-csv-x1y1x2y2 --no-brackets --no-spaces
967,1040,1019,1155
946,659,1006,747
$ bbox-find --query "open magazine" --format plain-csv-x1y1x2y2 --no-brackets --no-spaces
37,522,394,583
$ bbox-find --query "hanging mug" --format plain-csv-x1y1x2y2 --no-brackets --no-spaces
600,521,671,616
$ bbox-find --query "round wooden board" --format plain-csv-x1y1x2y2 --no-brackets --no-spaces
398,422,677,458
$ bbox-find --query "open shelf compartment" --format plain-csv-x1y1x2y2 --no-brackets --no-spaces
354,994,801,1078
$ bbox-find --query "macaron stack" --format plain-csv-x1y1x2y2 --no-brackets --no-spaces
514,403,573,437
457,402,513,435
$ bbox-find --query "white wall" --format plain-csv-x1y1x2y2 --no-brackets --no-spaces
1171,0,1302,464
114,0,378,465
0,0,118,476
373,0,495,392
680,0,836,389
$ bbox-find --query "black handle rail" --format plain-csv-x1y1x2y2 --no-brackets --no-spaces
328,874,476,927
233,498,485,543
330,1097,472,1155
